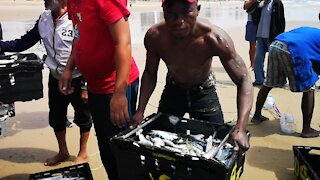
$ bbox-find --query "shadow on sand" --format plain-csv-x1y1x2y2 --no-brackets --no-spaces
246,146,295,180
3,111,48,137
0,147,75,164
0,174,30,180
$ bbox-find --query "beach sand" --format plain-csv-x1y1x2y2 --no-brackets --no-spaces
0,0,319,179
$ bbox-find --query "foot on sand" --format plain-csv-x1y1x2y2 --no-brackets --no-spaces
250,115,269,125
44,152,70,166
300,128,320,138
248,66,254,71
72,153,89,165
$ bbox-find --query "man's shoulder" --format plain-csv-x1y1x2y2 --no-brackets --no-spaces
197,18,213,29
145,22,166,38
196,20,224,40
196,18,220,37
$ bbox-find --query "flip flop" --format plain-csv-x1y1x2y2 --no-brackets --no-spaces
250,116,269,125
300,129,320,138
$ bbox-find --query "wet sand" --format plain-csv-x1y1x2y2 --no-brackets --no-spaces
0,0,320,179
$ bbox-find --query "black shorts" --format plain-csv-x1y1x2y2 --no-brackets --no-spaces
245,21,257,42
158,75,224,125
48,74,92,132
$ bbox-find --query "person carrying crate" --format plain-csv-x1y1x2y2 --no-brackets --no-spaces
132,0,252,153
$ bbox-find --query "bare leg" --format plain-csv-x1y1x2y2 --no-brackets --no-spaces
300,90,319,138
251,86,272,124
249,41,256,70
73,131,90,164
44,130,70,166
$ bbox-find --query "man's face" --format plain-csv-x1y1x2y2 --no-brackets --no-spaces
163,1,199,39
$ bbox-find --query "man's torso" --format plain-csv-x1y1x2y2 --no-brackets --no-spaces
150,21,220,88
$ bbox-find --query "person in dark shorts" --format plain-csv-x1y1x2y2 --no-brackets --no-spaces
244,0,258,71
132,0,253,153
0,0,92,166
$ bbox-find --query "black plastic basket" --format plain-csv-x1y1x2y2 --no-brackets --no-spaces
0,53,43,103
293,146,320,180
111,113,246,180
29,163,93,180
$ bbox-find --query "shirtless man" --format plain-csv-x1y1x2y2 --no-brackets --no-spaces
132,0,252,152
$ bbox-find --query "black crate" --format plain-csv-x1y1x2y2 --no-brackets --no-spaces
111,113,246,180
0,53,43,103
293,146,320,180
29,163,93,180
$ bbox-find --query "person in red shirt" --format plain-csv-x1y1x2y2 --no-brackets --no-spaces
59,0,139,179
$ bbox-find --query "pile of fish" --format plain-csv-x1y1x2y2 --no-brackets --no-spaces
134,129,235,166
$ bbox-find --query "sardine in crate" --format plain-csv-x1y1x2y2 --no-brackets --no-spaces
29,163,93,180
293,146,320,180
111,113,246,180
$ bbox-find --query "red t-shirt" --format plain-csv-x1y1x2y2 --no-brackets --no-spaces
67,0,139,94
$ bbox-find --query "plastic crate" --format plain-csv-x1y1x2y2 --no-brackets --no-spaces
0,53,43,103
293,146,320,180
29,163,93,180
111,113,246,180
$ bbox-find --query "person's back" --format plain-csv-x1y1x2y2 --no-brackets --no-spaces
276,26,320,55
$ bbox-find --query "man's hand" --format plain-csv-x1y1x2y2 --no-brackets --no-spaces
232,129,250,154
132,110,144,126
110,93,130,128
81,90,88,104
59,69,74,95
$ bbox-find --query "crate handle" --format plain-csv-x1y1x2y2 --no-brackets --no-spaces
121,112,163,139
209,126,235,159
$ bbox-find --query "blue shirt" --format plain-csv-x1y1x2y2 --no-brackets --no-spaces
276,26,320,91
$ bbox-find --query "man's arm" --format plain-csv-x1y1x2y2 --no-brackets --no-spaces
211,28,253,152
0,19,41,53
59,44,76,95
132,28,160,123
108,17,132,128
